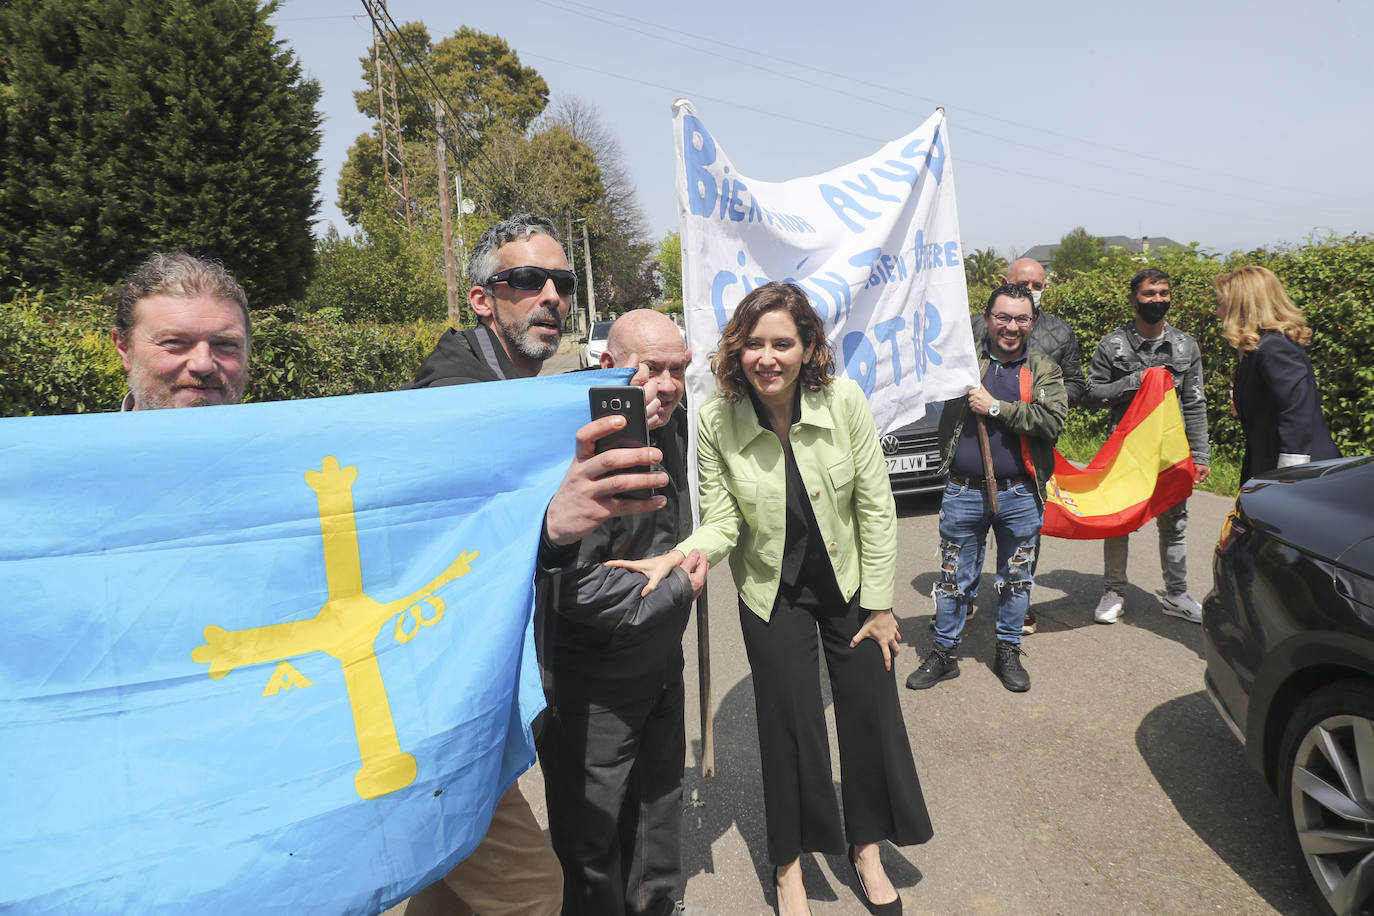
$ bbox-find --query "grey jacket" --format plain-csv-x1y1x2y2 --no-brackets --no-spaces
1086,323,1210,466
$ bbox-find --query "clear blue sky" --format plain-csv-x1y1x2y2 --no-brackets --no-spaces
272,0,1371,259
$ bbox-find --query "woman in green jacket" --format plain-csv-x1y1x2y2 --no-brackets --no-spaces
614,283,931,916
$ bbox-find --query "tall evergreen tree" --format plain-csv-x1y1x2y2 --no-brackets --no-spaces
0,0,322,305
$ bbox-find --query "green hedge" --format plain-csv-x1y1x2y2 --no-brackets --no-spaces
0,291,449,415
5,235,1372,454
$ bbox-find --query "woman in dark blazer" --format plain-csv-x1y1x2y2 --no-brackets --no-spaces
1215,265,1340,478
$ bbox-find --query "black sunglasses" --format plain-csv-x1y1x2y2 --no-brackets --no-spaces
486,266,578,297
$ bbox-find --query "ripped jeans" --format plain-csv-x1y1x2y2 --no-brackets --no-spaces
932,478,1043,648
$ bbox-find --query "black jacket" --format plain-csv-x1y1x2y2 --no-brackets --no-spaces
405,325,520,388
972,310,1086,407
406,327,694,703
546,407,695,701
1234,332,1340,479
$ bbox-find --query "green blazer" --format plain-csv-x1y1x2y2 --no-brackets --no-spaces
677,377,897,622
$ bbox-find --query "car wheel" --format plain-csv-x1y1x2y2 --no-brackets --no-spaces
1280,680,1374,915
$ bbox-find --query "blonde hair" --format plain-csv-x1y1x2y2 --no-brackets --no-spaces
1215,265,1312,352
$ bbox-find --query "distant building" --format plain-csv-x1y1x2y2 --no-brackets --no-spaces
1022,235,1184,273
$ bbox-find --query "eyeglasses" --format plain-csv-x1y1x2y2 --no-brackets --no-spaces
990,312,1033,327
486,266,578,297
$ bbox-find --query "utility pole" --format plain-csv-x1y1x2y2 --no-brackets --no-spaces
435,99,460,327
368,0,411,230
565,215,579,334
580,220,597,329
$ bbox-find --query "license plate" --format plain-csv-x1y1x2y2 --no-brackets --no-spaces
885,454,927,473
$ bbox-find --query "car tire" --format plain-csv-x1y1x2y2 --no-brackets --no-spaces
1279,679,1374,915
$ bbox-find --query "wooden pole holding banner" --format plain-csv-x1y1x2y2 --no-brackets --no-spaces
696,590,714,776
976,415,999,513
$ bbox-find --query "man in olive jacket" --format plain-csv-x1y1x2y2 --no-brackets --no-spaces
908,282,1067,694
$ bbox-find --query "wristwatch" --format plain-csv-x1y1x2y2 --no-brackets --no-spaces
988,400,1001,417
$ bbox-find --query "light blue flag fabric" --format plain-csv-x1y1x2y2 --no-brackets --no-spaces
0,368,632,915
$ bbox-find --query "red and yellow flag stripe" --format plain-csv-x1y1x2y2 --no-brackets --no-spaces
1043,366,1195,539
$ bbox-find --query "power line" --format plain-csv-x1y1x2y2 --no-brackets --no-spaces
362,1,515,206
514,50,1326,233
532,0,1358,215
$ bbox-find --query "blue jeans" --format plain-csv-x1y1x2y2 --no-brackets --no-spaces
1103,500,1189,597
932,479,1043,648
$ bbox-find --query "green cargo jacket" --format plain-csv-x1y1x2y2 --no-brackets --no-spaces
937,348,1068,503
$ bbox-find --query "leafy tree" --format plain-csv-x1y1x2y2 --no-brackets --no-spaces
1049,227,1105,279
340,28,658,314
0,0,322,306
475,125,604,222
302,215,447,324
963,247,1008,288
656,232,683,307
338,24,549,225
542,96,658,312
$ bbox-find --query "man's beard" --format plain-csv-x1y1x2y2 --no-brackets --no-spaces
126,367,246,410
499,306,563,362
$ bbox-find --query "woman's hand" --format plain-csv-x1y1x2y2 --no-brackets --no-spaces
851,609,901,670
604,550,685,597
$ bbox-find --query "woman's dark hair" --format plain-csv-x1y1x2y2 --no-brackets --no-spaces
711,282,834,402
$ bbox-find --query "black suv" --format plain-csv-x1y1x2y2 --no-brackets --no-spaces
1203,455,1374,916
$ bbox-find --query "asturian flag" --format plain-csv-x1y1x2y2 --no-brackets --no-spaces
0,369,629,915
672,99,979,438
1043,367,1196,539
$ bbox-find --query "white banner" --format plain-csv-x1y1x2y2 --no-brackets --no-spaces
672,99,978,436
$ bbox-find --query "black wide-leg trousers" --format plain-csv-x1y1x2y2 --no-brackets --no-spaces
739,583,933,865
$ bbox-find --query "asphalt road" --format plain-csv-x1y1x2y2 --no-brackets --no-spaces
519,489,1319,915
527,342,1318,915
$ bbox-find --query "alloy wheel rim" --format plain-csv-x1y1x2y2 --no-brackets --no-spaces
1291,714,1374,914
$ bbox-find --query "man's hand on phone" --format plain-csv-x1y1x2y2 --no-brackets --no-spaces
625,351,667,431
544,415,669,546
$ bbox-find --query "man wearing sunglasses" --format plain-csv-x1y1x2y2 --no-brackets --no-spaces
408,214,578,386
392,215,679,916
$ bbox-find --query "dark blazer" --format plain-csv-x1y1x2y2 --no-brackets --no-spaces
1233,332,1340,478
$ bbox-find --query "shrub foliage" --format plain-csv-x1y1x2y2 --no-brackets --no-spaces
1044,234,1374,462
0,292,446,415
4,235,1372,461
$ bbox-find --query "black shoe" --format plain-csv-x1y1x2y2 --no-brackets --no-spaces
1021,611,1038,635
994,640,1030,692
906,645,959,690
849,844,902,915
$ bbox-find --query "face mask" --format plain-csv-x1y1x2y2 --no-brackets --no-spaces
1136,301,1170,324
1030,289,1042,308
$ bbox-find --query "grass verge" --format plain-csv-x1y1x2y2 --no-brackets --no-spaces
1056,414,1240,499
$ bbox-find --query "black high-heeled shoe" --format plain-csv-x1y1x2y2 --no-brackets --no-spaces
848,844,902,915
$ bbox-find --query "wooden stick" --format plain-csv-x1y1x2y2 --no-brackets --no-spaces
976,414,999,513
696,590,714,777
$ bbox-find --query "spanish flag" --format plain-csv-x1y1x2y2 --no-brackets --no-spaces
1043,366,1196,539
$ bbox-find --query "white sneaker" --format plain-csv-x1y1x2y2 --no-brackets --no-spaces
1160,591,1204,623
1094,590,1124,624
